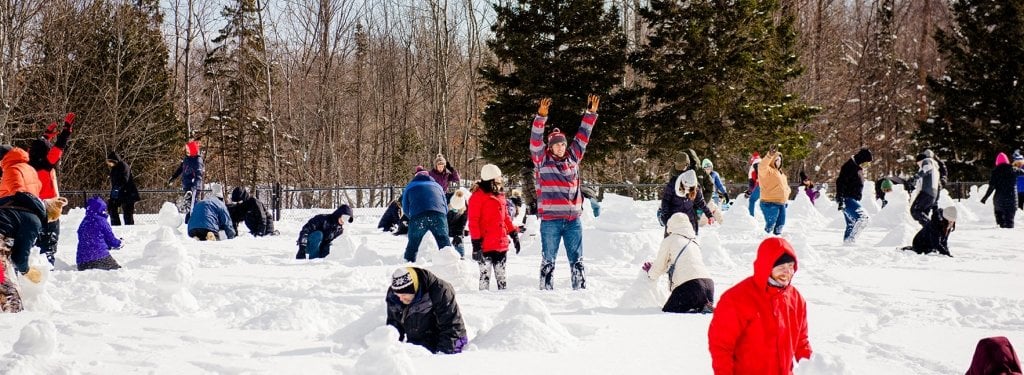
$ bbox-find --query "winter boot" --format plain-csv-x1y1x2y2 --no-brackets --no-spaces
494,258,507,290
571,261,586,290
848,216,870,244
206,232,217,241
539,261,555,290
0,234,23,313
478,258,492,291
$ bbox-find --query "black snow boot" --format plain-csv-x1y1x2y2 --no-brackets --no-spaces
571,261,586,290
539,261,554,290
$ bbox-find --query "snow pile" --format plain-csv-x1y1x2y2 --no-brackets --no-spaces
873,185,915,228
617,270,667,309
156,202,183,233
473,296,577,351
352,326,419,375
698,229,737,269
593,194,648,233
0,320,76,375
428,247,476,291
19,252,61,312
142,203,198,315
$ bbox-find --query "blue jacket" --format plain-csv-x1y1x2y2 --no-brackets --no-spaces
77,197,122,265
170,156,205,191
187,198,236,239
402,174,447,219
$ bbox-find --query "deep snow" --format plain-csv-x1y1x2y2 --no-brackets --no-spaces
0,184,1022,374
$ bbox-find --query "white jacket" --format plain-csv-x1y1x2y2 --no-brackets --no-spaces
647,213,711,291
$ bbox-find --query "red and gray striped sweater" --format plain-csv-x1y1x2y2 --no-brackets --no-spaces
529,112,597,221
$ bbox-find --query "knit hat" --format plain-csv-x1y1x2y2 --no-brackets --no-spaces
547,128,567,146
681,170,698,188
186,140,201,157
434,153,447,166
942,206,957,222
995,152,1010,166
799,170,809,182
701,158,713,169
391,267,418,294
414,165,427,175
750,152,761,165
0,145,11,159
854,148,873,164
449,190,467,211
773,252,796,268
106,151,120,162
209,182,224,199
43,122,59,140
880,178,894,191
674,151,691,172
480,164,502,181
1013,150,1023,162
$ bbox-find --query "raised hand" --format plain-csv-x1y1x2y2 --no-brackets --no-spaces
587,94,600,113
538,97,552,117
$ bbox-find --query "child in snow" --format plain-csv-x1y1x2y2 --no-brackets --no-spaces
745,152,762,217
901,206,956,257
642,213,714,313
385,267,468,354
758,150,790,235
377,194,408,234
965,336,1021,375
446,190,468,258
468,164,517,290
76,197,123,271
295,205,353,259
980,152,1023,228
799,170,821,205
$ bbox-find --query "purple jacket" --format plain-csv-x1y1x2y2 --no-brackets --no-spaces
77,197,122,265
427,167,461,194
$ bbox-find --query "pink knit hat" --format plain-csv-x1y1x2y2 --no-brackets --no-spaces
995,153,1009,166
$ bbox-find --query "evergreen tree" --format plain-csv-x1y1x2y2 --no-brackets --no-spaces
479,0,632,176
629,0,815,172
923,0,1024,180
203,0,273,185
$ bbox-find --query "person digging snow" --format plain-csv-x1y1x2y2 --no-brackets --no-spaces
295,205,353,259
901,206,956,257
385,267,468,354
642,212,714,313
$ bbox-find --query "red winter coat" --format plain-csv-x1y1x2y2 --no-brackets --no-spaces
965,336,1022,375
708,237,812,375
467,188,515,253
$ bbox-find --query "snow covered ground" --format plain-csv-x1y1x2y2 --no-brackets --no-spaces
1,184,1022,374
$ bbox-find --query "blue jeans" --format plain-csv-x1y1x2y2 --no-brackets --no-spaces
306,231,325,259
748,186,761,216
405,211,452,262
760,202,787,235
843,197,866,241
540,218,583,264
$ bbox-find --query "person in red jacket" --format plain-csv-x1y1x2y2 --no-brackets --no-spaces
28,113,74,265
468,164,517,291
708,237,811,375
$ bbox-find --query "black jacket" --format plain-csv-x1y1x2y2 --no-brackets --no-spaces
447,210,467,238
981,164,1021,210
294,205,352,259
385,267,467,354
108,153,140,203
0,192,47,273
378,199,405,232
660,173,709,233
228,187,275,236
836,149,873,201
910,208,953,256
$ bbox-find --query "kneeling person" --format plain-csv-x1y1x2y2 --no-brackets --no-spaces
643,213,714,313
385,267,467,354
186,184,236,241
295,205,352,259
901,206,956,257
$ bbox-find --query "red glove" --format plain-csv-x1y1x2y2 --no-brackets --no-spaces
64,112,76,126
641,261,652,272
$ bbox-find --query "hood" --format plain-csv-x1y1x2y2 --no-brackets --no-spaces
966,336,1022,375
919,158,935,173
996,152,1010,166
331,204,354,223
753,237,798,288
1,147,30,169
230,186,250,203
666,212,696,239
106,151,121,162
853,148,873,164
86,196,108,217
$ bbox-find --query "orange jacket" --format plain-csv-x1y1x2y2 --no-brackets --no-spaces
708,237,812,375
0,148,43,198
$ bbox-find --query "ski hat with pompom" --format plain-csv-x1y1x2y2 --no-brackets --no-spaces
547,128,567,146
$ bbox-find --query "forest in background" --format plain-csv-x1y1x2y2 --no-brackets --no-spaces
1,0,1020,194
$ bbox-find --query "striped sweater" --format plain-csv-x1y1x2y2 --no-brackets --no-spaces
529,112,597,221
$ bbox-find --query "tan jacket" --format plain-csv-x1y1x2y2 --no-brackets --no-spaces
757,151,791,204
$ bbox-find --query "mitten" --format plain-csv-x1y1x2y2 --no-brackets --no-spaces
641,261,652,272
24,267,42,284
63,112,76,127
44,197,68,222
471,239,483,261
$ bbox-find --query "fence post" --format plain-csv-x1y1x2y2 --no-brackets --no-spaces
273,182,281,221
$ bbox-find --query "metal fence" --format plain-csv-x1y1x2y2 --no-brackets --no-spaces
61,180,987,218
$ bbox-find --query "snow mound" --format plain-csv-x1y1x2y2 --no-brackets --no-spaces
157,202,183,230
699,229,737,269
429,247,476,291
795,352,851,374
876,222,918,248
12,320,57,356
585,230,659,264
352,326,419,375
19,252,61,312
617,270,666,309
328,310,386,353
593,194,649,233
473,297,577,351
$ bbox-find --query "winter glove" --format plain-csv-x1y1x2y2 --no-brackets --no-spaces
63,112,76,127
471,239,483,261
110,188,121,201
641,261,652,273
44,197,68,222
451,236,462,246
509,231,521,254
445,161,455,173
23,267,42,284
707,216,716,225
837,198,845,211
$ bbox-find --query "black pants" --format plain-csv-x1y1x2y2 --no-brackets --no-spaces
1018,193,1024,210
188,228,220,241
910,194,936,227
109,198,135,226
36,220,60,262
995,207,1016,228
663,278,715,313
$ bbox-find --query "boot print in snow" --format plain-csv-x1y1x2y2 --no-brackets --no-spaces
540,261,555,290
494,258,507,290
571,261,586,290
478,258,492,291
